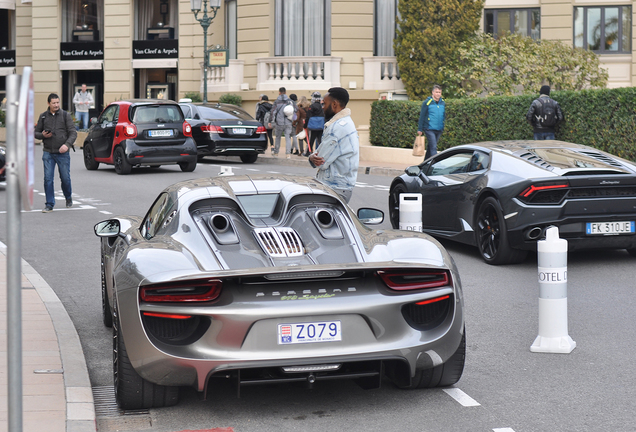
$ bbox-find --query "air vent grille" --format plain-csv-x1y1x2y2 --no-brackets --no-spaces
254,228,304,257
518,151,554,170
577,151,624,168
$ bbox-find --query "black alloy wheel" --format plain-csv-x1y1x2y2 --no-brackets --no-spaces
113,147,132,175
83,143,100,170
476,197,527,265
388,183,408,229
240,154,258,164
178,160,197,172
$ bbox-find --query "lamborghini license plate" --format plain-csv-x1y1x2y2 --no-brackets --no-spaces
586,221,635,235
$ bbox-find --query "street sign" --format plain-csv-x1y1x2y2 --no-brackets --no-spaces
207,48,228,67
16,67,34,211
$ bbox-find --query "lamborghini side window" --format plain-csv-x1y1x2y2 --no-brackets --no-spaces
468,151,490,172
428,152,474,176
140,193,175,240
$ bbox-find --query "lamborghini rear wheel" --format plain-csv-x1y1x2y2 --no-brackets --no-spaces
476,197,527,265
388,183,408,229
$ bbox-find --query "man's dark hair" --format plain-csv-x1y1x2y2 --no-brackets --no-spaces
261,95,269,101
289,94,297,101
326,87,349,107
279,87,286,94
48,93,60,103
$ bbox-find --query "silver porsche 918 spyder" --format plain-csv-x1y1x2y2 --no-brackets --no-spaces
95,175,465,410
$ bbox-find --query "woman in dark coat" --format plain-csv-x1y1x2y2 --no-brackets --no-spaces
305,91,325,155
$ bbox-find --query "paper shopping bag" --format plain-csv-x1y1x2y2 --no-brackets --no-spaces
412,135,426,157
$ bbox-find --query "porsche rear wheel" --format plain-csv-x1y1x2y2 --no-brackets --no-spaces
113,302,179,410
240,154,258,164
83,143,100,170
389,183,408,229
179,160,197,172
476,197,527,265
101,256,112,328
402,332,466,389
114,147,132,175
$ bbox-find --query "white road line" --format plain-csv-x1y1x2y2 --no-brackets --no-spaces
443,388,481,407
493,428,516,432
245,168,260,171
0,205,97,214
99,211,113,215
266,171,281,174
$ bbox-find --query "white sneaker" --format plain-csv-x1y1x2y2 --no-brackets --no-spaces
286,155,291,159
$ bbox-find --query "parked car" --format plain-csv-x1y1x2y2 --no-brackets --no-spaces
95,174,465,410
178,101,267,164
83,99,197,174
389,140,636,265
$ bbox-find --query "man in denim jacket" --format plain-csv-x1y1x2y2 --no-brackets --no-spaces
308,87,359,203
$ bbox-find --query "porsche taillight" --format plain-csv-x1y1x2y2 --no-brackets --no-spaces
183,122,193,137
123,124,137,138
140,279,222,303
201,125,224,133
256,126,267,134
377,270,451,291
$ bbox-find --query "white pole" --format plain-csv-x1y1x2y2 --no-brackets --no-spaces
530,226,576,354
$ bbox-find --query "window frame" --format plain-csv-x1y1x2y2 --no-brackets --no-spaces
225,0,237,59
274,0,331,57
484,8,541,40
573,5,632,54
374,0,399,56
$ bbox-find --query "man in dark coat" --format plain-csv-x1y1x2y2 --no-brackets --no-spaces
526,85,564,140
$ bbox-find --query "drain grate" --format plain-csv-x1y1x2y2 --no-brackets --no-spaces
92,386,152,431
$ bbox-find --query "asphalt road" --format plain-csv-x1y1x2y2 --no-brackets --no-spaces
1,147,635,431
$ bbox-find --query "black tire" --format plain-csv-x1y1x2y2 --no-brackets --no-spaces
197,155,205,162
627,248,636,257
240,154,258,164
401,332,466,389
113,302,179,410
114,146,132,175
83,143,100,170
475,197,528,265
179,159,197,172
388,183,408,229
101,255,112,328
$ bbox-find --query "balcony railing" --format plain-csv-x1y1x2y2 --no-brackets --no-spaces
362,56,404,91
199,59,245,93
256,56,342,91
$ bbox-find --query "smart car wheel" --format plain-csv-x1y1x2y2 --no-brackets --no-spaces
476,197,527,265
179,160,197,172
388,183,408,229
83,143,100,170
113,301,179,410
240,154,258,164
101,255,112,328
114,147,132,175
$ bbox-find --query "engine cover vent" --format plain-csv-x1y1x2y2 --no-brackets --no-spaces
254,228,304,257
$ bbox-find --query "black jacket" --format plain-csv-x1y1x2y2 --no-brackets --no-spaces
34,109,77,153
306,101,324,121
526,95,564,134
255,101,272,125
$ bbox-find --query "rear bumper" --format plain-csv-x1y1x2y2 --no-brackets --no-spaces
195,135,267,157
124,137,198,165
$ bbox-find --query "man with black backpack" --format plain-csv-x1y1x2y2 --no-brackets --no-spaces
268,87,297,158
526,85,564,140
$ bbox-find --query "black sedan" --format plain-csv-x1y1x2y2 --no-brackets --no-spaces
389,140,636,265
179,101,267,163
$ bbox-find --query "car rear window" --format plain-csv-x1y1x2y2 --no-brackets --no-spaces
198,106,253,121
131,105,183,124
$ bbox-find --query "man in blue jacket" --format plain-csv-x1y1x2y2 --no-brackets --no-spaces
417,84,446,158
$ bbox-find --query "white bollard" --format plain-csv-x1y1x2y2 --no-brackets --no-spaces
218,166,234,176
530,226,576,354
399,193,422,232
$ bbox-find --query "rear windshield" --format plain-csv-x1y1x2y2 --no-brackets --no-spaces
131,105,183,124
198,106,253,121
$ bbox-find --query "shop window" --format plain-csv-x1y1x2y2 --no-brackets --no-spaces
574,6,631,54
484,8,540,41
274,0,331,56
61,0,104,42
375,0,398,56
136,0,178,40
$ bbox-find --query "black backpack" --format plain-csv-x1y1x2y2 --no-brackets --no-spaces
537,98,557,127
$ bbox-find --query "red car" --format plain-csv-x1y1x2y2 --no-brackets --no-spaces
83,99,197,175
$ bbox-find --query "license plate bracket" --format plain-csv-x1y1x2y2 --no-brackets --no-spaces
586,221,635,235
278,321,342,345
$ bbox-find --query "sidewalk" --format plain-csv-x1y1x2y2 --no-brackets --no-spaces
0,243,96,432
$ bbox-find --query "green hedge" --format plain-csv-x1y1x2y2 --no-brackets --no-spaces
369,87,636,161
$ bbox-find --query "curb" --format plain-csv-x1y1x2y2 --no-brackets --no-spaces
0,242,97,432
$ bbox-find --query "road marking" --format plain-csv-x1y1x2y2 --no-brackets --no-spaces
266,171,281,174
443,388,481,407
100,211,113,215
0,205,97,214
493,429,516,432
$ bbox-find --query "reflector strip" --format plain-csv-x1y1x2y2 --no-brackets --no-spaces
416,295,450,305
142,312,192,320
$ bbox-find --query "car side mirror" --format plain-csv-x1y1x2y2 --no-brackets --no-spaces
357,208,384,225
90,117,98,125
94,220,121,237
405,165,430,185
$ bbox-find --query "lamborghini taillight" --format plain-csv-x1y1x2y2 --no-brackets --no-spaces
140,279,222,303
377,270,451,291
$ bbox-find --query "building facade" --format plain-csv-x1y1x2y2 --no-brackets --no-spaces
0,0,634,128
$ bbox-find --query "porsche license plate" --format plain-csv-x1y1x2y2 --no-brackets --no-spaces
232,128,247,135
586,221,635,235
149,129,173,137
278,321,341,345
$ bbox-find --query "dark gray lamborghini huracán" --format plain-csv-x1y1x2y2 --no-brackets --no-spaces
390,140,636,265
95,175,466,410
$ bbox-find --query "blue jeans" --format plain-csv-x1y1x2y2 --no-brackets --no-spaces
43,151,72,208
76,111,89,130
424,129,443,157
534,131,555,140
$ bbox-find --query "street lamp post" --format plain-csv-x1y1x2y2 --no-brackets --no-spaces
190,0,221,104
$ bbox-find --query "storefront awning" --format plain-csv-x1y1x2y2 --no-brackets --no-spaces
132,59,178,69
0,67,15,76
58,60,104,70
0,0,15,10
